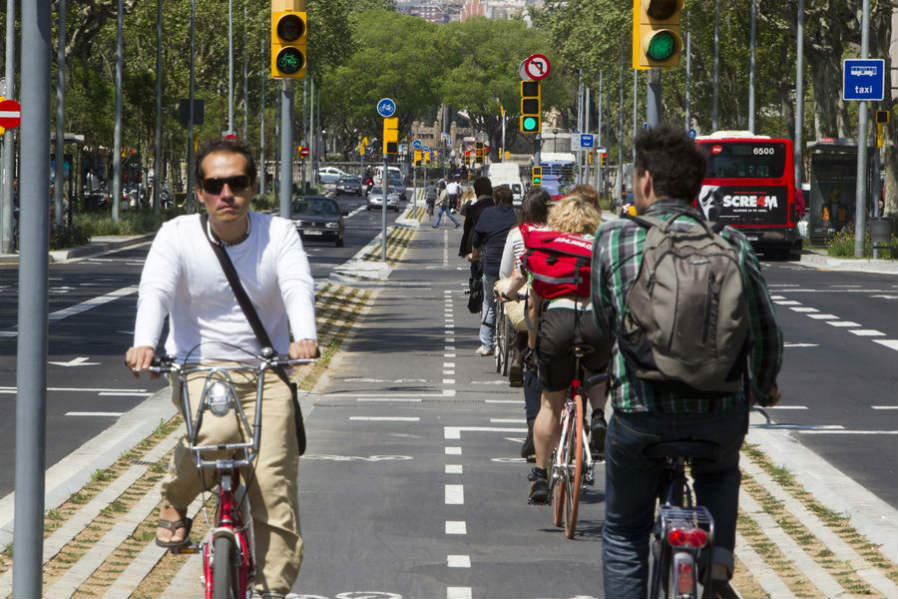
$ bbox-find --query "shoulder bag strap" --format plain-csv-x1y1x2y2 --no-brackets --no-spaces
200,214,292,390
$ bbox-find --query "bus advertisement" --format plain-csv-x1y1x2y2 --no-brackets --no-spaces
695,133,801,259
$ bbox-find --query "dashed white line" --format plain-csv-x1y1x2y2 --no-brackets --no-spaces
872,405,897,410
796,430,898,435
66,412,123,417
356,398,422,403
490,418,526,423
348,417,421,422
789,307,819,313
826,321,861,328
873,339,898,351
445,521,467,534
445,464,463,474
765,405,809,410
774,300,802,306
445,446,462,455
807,314,839,320
485,399,524,404
447,586,472,599
443,362,455,368
447,555,471,568
849,329,886,337
444,353,456,358
445,484,464,505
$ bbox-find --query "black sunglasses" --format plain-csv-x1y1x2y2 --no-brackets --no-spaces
201,175,251,195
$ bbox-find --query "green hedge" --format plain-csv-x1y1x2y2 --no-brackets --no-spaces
826,230,898,259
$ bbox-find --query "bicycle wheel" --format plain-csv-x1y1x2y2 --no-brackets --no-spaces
564,393,585,539
211,536,239,599
648,534,671,599
552,454,566,527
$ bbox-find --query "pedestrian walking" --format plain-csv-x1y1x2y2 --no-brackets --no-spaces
432,181,460,228
591,125,783,598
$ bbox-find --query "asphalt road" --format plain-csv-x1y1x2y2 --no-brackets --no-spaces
292,227,897,598
0,192,404,496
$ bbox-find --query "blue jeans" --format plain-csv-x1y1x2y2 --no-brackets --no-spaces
602,405,747,599
479,273,497,349
432,205,460,227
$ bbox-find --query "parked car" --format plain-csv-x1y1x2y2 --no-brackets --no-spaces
317,166,349,185
366,186,401,212
292,195,346,247
336,175,363,196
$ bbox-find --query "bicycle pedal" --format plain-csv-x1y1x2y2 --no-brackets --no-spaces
170,544,200,555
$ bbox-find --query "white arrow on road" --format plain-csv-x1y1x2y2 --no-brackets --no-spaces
49,356,100,367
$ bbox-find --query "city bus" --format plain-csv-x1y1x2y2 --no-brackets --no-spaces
694,132,802,259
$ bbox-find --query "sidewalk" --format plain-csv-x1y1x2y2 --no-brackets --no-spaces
0,234,154,266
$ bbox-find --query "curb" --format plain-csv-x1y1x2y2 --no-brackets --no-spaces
0,387,174,548
797,251,898,275
0,234,155,266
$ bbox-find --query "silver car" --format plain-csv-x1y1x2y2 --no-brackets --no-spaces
366,186,401,212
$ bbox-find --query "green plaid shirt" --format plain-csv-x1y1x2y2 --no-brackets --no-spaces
591,200,783,414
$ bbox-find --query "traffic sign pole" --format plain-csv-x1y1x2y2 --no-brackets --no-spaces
646,68,661,128
14,1,50,596
854,0,871,259
54,0,65,227
0,0,15,251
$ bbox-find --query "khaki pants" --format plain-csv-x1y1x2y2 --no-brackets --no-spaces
161,369,301,594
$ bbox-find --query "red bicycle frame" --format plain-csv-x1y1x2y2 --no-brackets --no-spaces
202,469,254,599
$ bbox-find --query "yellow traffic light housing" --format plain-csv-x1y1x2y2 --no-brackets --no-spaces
383,117,399,155
271,10,307,79
520,80,541,134
531,166,542,186
633,0,683,70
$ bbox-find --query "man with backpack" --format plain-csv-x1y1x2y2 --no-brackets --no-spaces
591,125,783,598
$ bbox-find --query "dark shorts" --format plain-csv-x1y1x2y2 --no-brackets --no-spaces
536,307,611,392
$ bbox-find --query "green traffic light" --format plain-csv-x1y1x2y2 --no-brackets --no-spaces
646,31,677,61
277,47,305,74
523,116,538,132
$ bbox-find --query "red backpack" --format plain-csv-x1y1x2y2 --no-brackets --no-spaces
520,225,594,299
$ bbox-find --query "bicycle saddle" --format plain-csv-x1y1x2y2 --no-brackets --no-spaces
644,440,720,462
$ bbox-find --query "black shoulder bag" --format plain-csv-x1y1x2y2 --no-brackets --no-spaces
200,214,307,455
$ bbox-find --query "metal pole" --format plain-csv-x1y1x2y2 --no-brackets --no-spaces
187,0,196,212
382,151,388,261
112,0,123,221
873,147,881,258
577,74,583,183
795,0,805,210
279,80,293,219
0,0,16,251
242,0,248,142
54,0,65,227
632,68,637,164
617,48,624,207
854,0,870,258
13,1,50,596
228,0,234,133
748,0,757,133
597,71,603,198
259,40,266,197
647,68,661,128
685,18,691,131
712,0,719,131
584,86,590,184
154,0,162,214
308,78,315,184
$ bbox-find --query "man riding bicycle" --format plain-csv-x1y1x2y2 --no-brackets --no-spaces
125,138,318,599
591,125,783,598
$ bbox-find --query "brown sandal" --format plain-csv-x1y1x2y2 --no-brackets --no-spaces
155,517,192,548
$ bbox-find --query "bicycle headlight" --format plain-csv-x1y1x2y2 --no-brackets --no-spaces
205,380,232,417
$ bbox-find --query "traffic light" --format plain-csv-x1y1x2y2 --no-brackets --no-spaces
876,110,890,124
382,117,399,155
271,10,307,79
475,142,484,160
520,80,541,134
531,166,542,186
633,0,683,70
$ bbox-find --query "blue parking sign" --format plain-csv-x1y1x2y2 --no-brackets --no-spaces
843,59,885,101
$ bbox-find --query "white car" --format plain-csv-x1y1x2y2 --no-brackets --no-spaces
366,186,401,212
317,166,349,185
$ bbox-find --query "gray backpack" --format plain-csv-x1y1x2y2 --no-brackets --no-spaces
619,212,749,393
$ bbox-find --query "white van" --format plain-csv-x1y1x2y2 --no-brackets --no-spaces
486,162,525,206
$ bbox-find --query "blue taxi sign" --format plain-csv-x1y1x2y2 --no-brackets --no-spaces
843,59,885,101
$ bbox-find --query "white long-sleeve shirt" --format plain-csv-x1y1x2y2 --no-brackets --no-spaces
134,212,317,362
